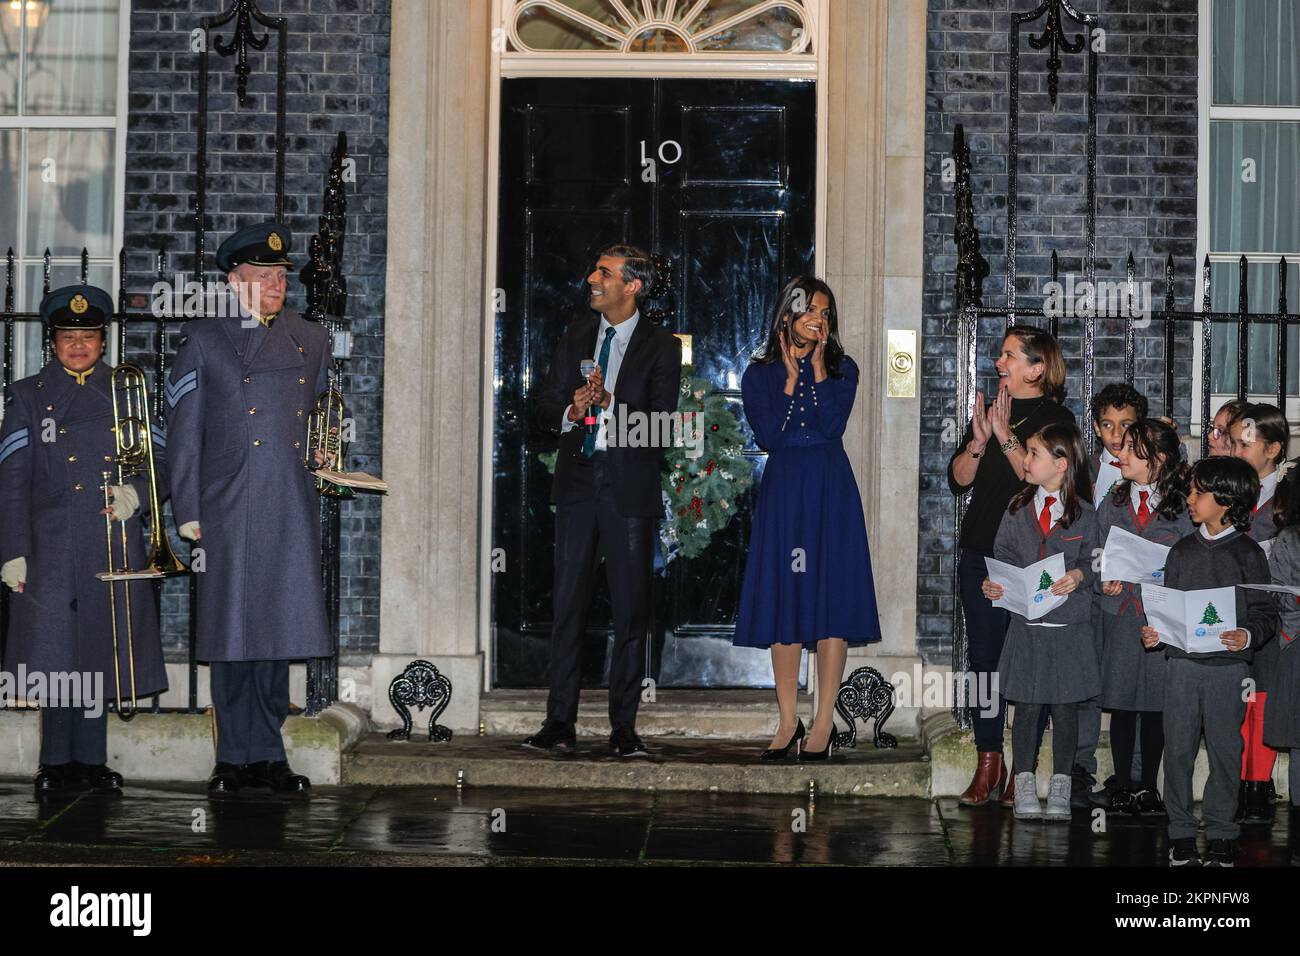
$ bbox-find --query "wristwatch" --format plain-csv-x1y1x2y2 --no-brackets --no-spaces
967,443,984,459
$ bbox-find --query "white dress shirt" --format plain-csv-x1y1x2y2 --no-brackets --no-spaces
560,310,640,452
1094,447,1122,509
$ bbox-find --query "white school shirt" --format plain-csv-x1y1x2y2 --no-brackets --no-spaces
1130,482,1160,515
1197,521,1251,646
560,310,640,452
1257,469,1279,512
1094,447,1122,509
1028,487,1067,627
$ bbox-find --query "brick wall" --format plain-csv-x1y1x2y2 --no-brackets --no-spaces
124,0,390,656
918,0,1199,663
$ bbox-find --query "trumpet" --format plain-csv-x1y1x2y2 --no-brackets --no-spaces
99,364,188,721
306,385,354,499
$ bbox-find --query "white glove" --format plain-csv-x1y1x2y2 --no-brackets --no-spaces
1,556,26,593
179,521,201,541
106,484,140,522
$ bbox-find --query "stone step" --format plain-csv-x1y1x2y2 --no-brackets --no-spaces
478,689,919,741
0,704,368,785
343,732,930,797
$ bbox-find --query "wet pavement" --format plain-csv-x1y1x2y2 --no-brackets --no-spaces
0,776,1293,866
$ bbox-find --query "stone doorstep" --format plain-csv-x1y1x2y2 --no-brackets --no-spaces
0,704,368,785
343,733,931,797
923,712,1294,802
478,689,922,741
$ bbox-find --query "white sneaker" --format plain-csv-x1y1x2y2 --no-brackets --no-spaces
1013,771,1042,820
1045,773,1072,821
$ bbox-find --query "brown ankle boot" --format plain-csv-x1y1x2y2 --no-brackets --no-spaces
999,764,1020,808
960,751,1006,806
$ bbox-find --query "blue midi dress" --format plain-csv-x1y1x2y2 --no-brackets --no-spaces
734,354,883,648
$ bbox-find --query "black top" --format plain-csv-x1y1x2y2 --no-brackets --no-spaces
947,395,1075,555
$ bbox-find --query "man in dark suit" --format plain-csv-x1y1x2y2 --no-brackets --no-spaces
527,244,682,757
167,222,331,795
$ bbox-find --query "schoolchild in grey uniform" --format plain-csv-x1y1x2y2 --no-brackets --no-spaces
1096,419,1192,817
1081,383,1146,806
1263,472,1300,866
984,421,1099,821
1142,456,1276,867
1227,402,1287,824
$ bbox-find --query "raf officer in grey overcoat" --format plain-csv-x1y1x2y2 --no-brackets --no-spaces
167,222,331,795
0,285,169,793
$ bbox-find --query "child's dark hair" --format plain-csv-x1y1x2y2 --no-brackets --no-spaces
1008,422,1093,527
1091,382,1148,424
1190,456,1260,532
1230,402,1290,466
1273,465,1300,531
1109,418,1190,519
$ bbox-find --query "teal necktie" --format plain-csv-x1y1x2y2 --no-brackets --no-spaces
583,326,617,458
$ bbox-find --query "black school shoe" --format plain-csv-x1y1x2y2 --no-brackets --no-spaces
1071,766,1096,810
1203,838,1236,867
1110,789,1136,815
1132,788,1167,817
1168,837,1201,867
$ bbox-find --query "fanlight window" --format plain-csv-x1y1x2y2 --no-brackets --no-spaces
505,0,814,55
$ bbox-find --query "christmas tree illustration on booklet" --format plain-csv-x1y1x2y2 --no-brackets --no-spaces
1037,570,1054,591
1200,602,1223,626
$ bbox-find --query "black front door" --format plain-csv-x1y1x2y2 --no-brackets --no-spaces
493,77,816,689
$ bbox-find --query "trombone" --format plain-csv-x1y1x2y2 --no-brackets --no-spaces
306,385,354,499
98,364,188,721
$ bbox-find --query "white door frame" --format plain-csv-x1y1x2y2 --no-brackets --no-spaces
477,0,831,690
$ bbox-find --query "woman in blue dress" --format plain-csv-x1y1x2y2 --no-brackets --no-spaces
736,276,883,761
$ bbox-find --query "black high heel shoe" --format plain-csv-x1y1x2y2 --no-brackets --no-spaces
799,724,836,762
761,719,805,761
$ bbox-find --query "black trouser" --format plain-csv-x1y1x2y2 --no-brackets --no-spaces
210,660,290,764
547,452,654,732
39,706,108,765
958,549,1011,751
1108,709,1164,791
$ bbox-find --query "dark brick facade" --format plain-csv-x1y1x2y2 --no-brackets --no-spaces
124,0,390,655
918,0,1199,663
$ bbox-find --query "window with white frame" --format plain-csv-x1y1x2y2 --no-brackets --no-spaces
0,0,126,377
1201,0,1300,401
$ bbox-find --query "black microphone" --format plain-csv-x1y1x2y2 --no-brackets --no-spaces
580,359,598,434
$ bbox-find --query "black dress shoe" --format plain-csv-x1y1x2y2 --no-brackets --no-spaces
208,762,242,795
610,726,649,758
1070,765,1096,810
78,763,124,792
1132,788,1167,817
33,763,72,793
522,720,576,751
239,760,273,788
267,760,310,792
